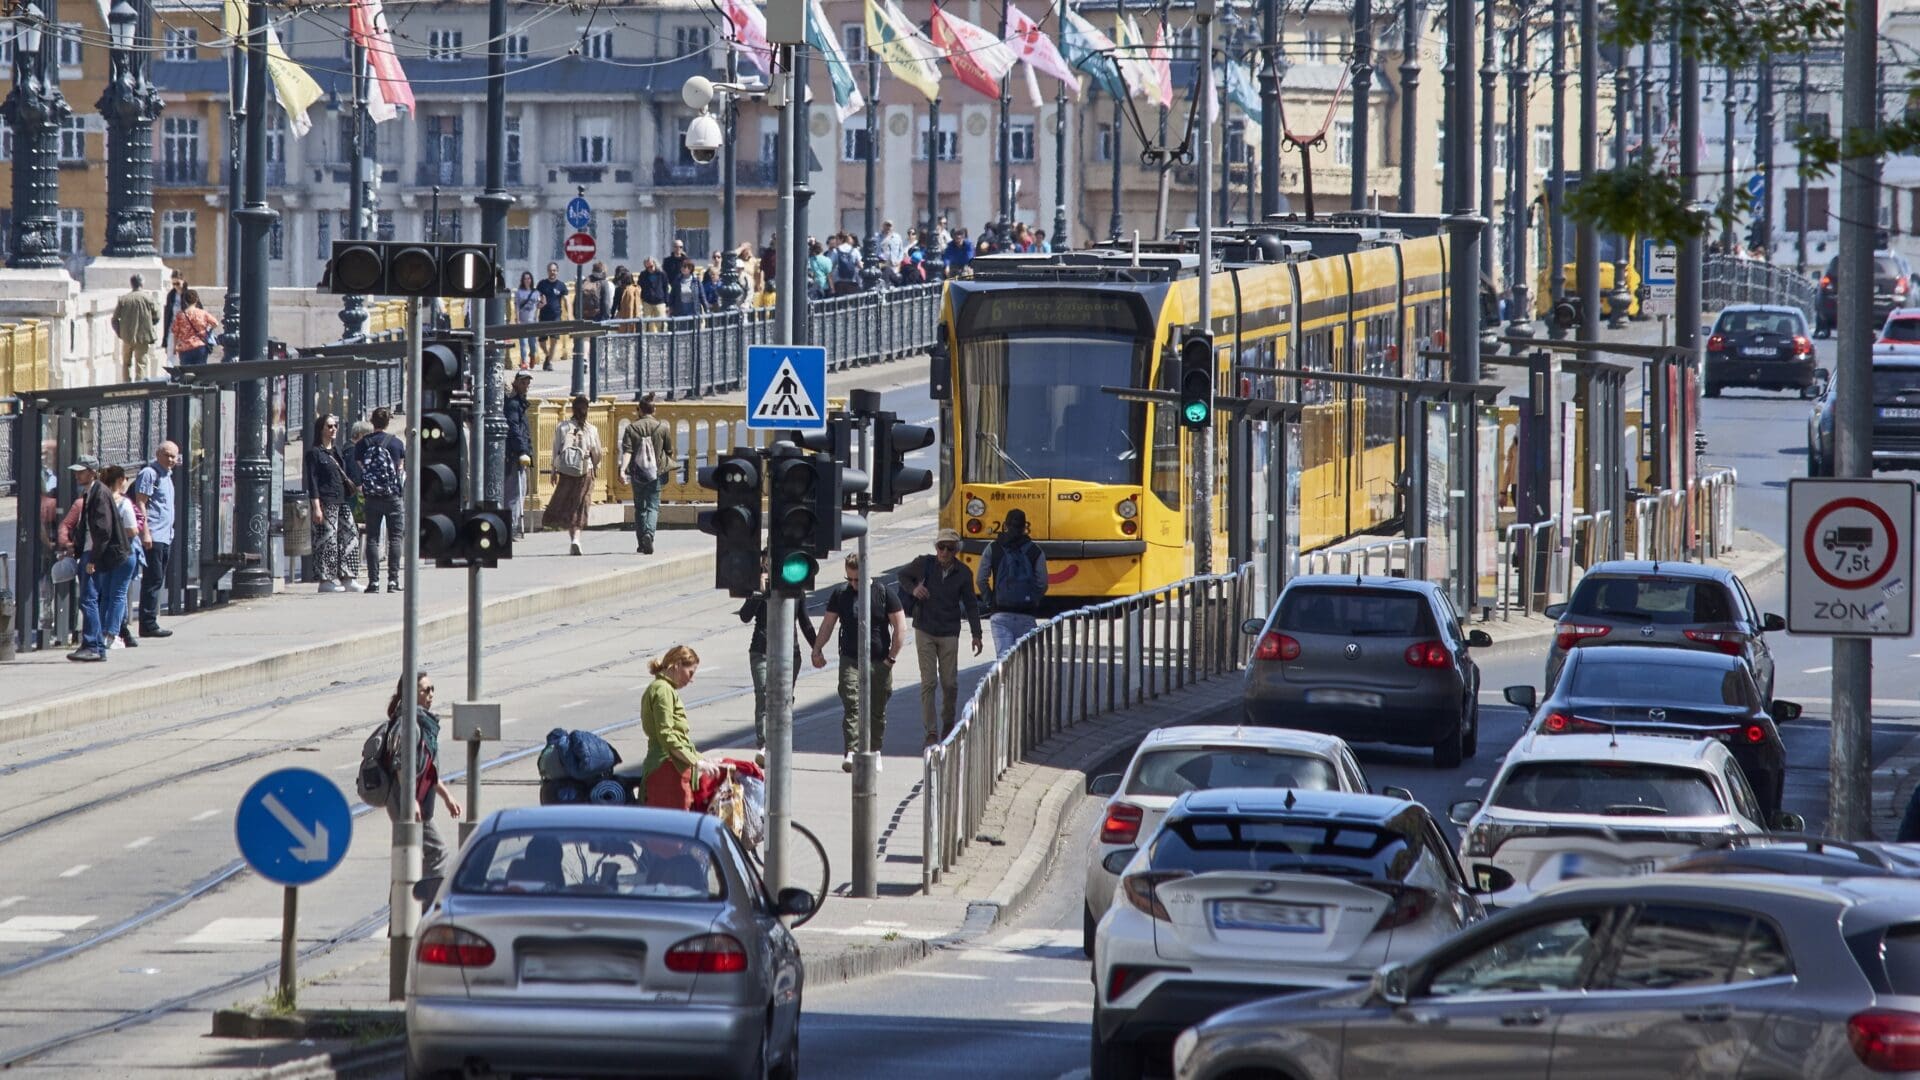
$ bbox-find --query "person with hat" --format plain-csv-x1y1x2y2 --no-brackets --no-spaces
901,528,984,744
976,508,1048,656
54,456,103,559
503,370,534,538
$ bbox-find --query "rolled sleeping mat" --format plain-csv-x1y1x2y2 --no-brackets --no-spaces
588,778,627,805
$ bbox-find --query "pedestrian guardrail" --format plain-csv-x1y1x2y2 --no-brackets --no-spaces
1696,467,1739,558
921,566,1258,890
1704,255,1818,320
0,404,16,498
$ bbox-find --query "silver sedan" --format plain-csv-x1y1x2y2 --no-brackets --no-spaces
407,805,813,1080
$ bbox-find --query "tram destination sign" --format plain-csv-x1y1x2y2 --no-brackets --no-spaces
954,289,1153,339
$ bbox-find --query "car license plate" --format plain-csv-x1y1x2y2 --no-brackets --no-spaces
1741,347,1775,357
520,951,643,984
1306,689,1384,708
1212,900,1325,933
1881,407,1920,420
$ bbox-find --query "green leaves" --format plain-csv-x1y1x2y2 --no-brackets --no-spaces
1562,164,1712,245
1600,0,1845,69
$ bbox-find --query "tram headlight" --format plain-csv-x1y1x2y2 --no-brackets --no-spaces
1116,497,1138,520
965,496,987,518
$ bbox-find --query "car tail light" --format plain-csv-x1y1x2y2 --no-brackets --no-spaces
1794,334,1814,355
1254,631,1302,661
1541,711,1610,735
1554,623,1611,651
1899,276,1911,295
1121,519,1138,535
1373,886,1435,930
1822,274,1834,289
1745,724,1767,744
664,934,749,974
1121,871,1191,922
1107,963,1185,1000
1849,1009,1920,1071
1684,629,1747,656
1403,641,1450,668
1706,333,1727,353
1101,803,1144,845
417,926,495,967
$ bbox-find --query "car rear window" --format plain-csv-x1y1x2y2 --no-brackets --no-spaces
1566,575,1736,624
1151,816,1415,881
1877,925,1920,994
1128,748,1341,797
1489,762,1725,817
1880,257,1908,280
1565,658,1759,708
1716,311,1802,336
453,827,725,900
1276,587,1434,636
1885,319,1920,343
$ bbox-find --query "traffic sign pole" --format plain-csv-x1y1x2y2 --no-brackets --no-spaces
234,767,354,1009
280,886,298,1005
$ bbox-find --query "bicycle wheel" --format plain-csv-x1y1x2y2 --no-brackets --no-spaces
777,821,831,928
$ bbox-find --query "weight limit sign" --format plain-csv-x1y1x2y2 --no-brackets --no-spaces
1788,478,1915,637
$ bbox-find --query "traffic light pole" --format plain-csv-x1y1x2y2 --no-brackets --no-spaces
1195,2,1216,576
763,41,799,898
390,298,425,1001
464,314,487,845
851,400,879,899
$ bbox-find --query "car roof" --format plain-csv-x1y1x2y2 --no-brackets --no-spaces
1719,304,1804,317
1172,786,1413,820
1535,872,1860,907
1565,644,1745,670
486,805,716,841
1887,308,1920,320
1137,724,1350,756
1281,575,1437,595
1505,731,1728,767
1580,560,1733,583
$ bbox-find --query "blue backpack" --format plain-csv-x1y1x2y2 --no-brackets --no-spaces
357,434,404,497
832,247,861,285
992,540,1043,612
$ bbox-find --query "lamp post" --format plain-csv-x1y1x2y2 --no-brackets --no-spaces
861,48,883,286
1546,0,1567,338
1478,0,1495,278
1398,0,1422,213
1754,57,1773,254
339,42,371,340
997,0,1013,243
1350,0,1373,210
3,1,71,270
926,96,942,244
1109,88,1124,240
230,0,279,600
1053,0,1071,249
100,0,161,258
1505,11,1534,339
1721,65,1738,254
719,49,744,307
1576,0,1599,339
1259,0,1280,217
219,41,245,360
1610,44,1632,327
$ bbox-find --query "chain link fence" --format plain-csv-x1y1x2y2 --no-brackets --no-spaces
1704,255,1818,319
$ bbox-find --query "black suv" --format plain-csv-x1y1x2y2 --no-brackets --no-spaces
1807,354,1920,475
1817,251,1914,337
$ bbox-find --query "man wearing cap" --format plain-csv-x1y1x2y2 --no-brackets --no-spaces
902,529,983,744
54,456,103,557
503,371,534,538
976,508,1048,657
131,442,178,638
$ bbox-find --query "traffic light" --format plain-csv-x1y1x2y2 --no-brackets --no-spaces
418,340,468,563
815,452,868,553
323,240,498,299
697,450,763,597
873,411,934,511
766,449,820,595
456,506,513,567
1180,332,1214,430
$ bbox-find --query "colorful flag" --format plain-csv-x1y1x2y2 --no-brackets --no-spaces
1007,4,1080,95
1060,7,1124,101
347,0,414,122
807,0,865,121
1112,14,1157,102
1226,57,1262,139
224,0,323,136
930,2,1017,100
866,0,943,101
1149,19,1173,109
721,0,775,76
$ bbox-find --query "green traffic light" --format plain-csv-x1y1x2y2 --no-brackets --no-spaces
1183,401,1210,424
777,551,813,586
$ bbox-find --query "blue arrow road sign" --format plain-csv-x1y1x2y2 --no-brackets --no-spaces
746,345,828,431
565,196,593,231
235,768,352,887
1746,172,1766,208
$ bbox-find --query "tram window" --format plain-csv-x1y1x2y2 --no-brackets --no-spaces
959,335,1146,487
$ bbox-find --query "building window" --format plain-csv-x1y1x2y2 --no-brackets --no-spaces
58,114,85,161
505,33,528,61
1097,123,1114,163
317,211,329,255
918,113,958,161
267,109,286,166
162,27,197,62
161,115,201,180
611,213,628,259
508,225,530,262
1,124,12,161
761,119,779,164
57,208,82,256
269,216,284,260
843,127,872,162
429,208,462,242
1007,120,1035,163
505,113,522,181
1534,124,1552,171
675,25,712,57
580,28,613,60
1785,187,1831,233
841,24,865,61
0,23,14,68
161,209,196,257
1334,120,1353,165
575,116,610,163
1435,118,1446,170
1531,34,1552,72
56,22,79,69
1304,29,1327,63
428,28,462,61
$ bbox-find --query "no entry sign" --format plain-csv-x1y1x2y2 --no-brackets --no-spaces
1788,478,1914,637
564,231,596,265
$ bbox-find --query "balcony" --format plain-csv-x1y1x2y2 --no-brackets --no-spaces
653,159,719,187
735,159,776,188
475,159,525,186
548,163,637,186
155,158,208,186
416,160,464,187
220,159,287,186
318,163,399,186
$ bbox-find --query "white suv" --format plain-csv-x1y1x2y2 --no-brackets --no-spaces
1090,788,1478,1080
1448,733,1796,906
1082,726,1385,955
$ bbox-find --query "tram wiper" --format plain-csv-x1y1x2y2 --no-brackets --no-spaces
983,433,1035,481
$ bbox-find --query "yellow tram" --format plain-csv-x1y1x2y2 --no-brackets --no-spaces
934,217,1452,603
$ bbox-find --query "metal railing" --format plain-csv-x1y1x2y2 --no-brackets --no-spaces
1696,467,1739,558
921,566,1258,889
0,406,15,497
594,283,943,399
1705,255,1818,319
1496,516,1561,619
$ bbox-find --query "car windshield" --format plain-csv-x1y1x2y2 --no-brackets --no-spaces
1716,311,1802,336
1566,658,1759,708
1489,762,1725,817
1276,587,1434,636
1875,370,1920,400
1128,748,1341,797
959,334,1145,486
1565,576,1735,624
1151,816,1415,880
453,827,725,901
1884,319,1920,343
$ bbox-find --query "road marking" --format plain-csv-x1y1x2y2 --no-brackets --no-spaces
180,918,284,945
1016,1001,1091,1016
0,897,23,910
125,836,152,850
953,950,1024,963
1805,666,1834,674
901,971,988,981
58,864,90,878
1019,976,1093,986
994,929,1082,951
1466,777,1487,788
191,809,221,822
0,916,95,943
502,716,522,726
560,699,588,710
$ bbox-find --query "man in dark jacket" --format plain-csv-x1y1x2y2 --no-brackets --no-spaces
636,259,671,317
71,460,124,662
503,371,534,537
902,528,983,742
663,239,693,316
976,508,1048,657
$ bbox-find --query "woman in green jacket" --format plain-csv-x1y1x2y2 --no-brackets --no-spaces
641,645,716,810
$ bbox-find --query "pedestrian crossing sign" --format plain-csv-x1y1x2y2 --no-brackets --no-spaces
746,346,828,431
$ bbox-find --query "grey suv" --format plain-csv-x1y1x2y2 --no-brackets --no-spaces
1542,560,1782,699
1174,875,1920,1080
1241,577,1493,769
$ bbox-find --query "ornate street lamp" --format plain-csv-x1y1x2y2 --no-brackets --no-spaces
100,0,163,258
3,1,74,269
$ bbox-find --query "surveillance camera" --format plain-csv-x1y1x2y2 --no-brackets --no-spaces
685,111,724,164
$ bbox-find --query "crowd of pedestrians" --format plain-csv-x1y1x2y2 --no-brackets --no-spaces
51,442,179,662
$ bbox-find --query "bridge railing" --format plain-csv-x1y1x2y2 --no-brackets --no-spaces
1704,255,1817,320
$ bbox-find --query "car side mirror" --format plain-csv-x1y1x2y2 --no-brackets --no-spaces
1763,613,1787,633
1380,785,1415,801
1504,685,1537,711
1814,366,1832,384
1770,700,1803,722
1089,773,1123,797
1102,848,1139,874
776,887,816,918
411,876,443,904
1771,811,1808,833
1544,602,1568,620
1467,629,1494,649
1373,962,1412,1006
1448,799,1483,827
1241,617,1266,636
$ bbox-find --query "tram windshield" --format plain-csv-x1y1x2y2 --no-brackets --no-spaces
958,334,1146,486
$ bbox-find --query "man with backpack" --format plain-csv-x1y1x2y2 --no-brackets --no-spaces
619,392,674,555
579,260,614,323
901,529,984,744
352,407,407,593
976,508,1048,656
830,234,863,296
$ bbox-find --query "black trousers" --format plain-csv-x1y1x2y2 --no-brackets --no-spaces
139,540,170,630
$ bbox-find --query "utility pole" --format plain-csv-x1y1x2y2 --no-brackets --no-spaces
1478,0,1495,279
927,96,942,244
1755,57,1773,254
1154,0,1173,238
339,44,370,341
1611,43,1632,327
220,39,244,360
1260,0,1281,218
998,0,1014,241
1721,65,1737,253
1196,0,1215,573
792,49,812,346
1796,52,1810,273
1446,0,1482,610
1399,0,1423,212
763,38,800,895
1351,0,1374,210
1506,10,1533,338
863,48,881,281
1111,89,1125,239
1054,0,1071,248
1546,0,1567,338
478,0,512,506
850,392,879,898
1639,39,1654,167
231,0,276,600
720,47,744,305
1576,0,1599,339
388,299,424,1000
1831,0,1879,840
1677,20,1701,354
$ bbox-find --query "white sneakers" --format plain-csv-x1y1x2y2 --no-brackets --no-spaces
319,582,341,593
340,579,364,593
840,752,883,774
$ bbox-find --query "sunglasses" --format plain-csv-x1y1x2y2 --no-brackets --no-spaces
936,543,957,552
